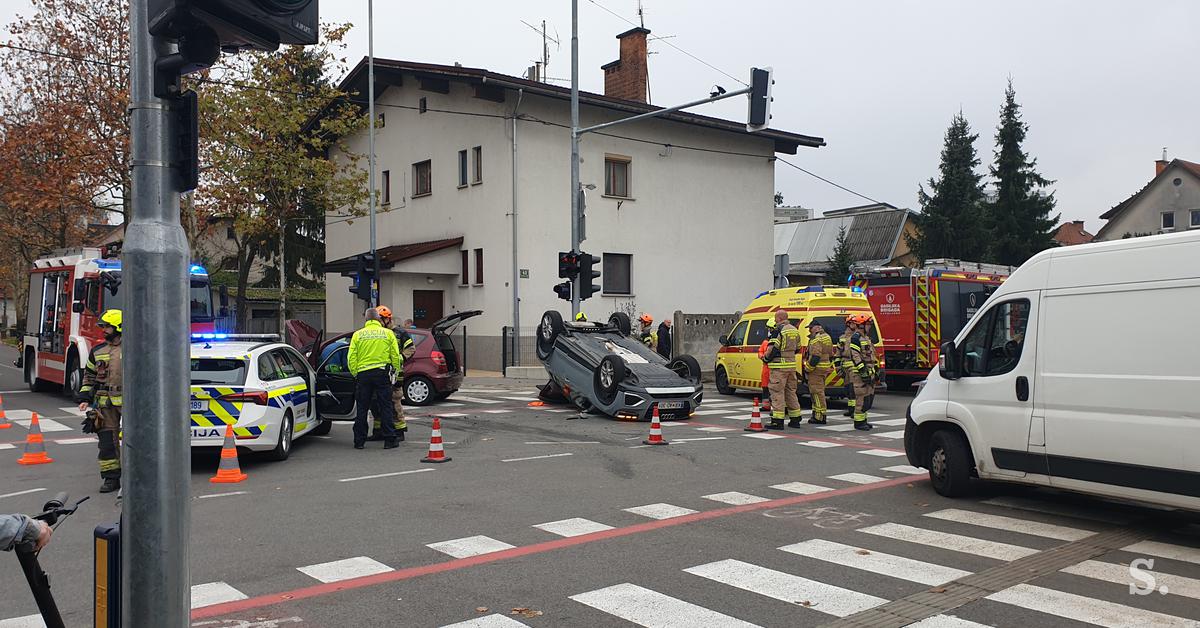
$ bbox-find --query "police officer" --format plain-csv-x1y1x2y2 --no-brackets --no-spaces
765,310,802,429
804,320,835,425
636,314,657,351
845,314,874,431
368,306,416,442
348,308,402,449
77,309,124,493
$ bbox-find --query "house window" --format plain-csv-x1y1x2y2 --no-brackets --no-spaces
472,146,483,184
1161,211,1175,231
460,250,469,286
602,253,631,295
413,160,432,197
226,226,236,240
1191,209,1200,229
604,155,631,198
473,248,484,285
381,170,391,205
458,149,468,187
419,97,427,114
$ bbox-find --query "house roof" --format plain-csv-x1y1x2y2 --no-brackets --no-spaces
335,58,825,155
1098,159,1200,228
86,222,123,245
1052,221,1094,246
775,208,913,275
324,237,465,274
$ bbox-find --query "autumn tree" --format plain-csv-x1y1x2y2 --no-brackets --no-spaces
197,23,367,331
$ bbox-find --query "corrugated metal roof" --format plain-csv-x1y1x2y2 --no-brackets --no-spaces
846,210,908,261
774,209,908,265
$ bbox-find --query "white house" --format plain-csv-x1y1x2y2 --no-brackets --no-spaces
323,28,824,369
1095,158,1200,241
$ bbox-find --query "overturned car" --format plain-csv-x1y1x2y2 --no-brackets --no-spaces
537,310,703,420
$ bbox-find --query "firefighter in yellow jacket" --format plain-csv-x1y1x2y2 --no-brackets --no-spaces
860,320,879,412
803,320,834,425
844,314,874,431
764,310,802,429
76,309,124,493
369,306,416,442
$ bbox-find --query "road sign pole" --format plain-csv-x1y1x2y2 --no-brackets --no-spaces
126,1,191,624
569,0,581,317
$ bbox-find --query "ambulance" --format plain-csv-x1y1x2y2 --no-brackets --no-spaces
714,285,881,398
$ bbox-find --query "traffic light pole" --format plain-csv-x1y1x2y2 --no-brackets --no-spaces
368,0,380,307
569,0,581,317
126,0,191,624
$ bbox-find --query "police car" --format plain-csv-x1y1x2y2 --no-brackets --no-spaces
190,334,326,460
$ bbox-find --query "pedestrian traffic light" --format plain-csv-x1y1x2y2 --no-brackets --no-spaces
148,0,319,53
578,252,601,301
558,251,580,279
349,253,374,303
553,281,572,302
746,66,773,132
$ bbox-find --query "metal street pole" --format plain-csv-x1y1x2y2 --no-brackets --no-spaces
279,219,286,335
569,0,581,317
126,0,190,624
368,0,380,307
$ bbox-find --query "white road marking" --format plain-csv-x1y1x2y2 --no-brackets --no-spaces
721,414,754,421
197,491,249,500
0,390,32,393
742,433,786,440
904,616,994,628
58,406,85,416
829,473,887,484
338,468,435,483
440,614,530,628
623,503,698,520
981,496,1133,525
570,582,761,628
703,491,770,505
481,409,512,414
1063,559,1200,600
871,417,906,425
190,581,249,608
297,556,394,583
780,538,969,585
881,465,927,475
702,400,749,407
532,517,614,538
54,437,97,445
501,453,574,463
523,441,599,445
12,418,71,432
873,430,906,439
693,408,738,416
312,435,333,439
696,426,736,432
987,583,1195,628
924,509,1093,541
1124,540,1200,566
684,559,885,617
770,482,834,495
540,408,574,413
427,535,516,559
0,444,16,450
0,488,46,500
455,388,508,394
452,396,503,404
673,437,727,443
860,522,1038,561
0,615,46,627
437,413,469,418
799,440,843,448
816,423,858,432
433,402,465,407
857,449,906,458
499,396,538,401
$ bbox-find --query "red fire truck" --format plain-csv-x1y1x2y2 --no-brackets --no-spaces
850,260,1010,390
21,247,215,398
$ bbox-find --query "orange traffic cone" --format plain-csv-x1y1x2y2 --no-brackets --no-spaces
0,394,10,429
209,424,247,483
17,412,53,465
643,405,669,446
421,417,452,463
745,398,767,433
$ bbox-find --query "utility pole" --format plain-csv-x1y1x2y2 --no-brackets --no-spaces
368,0,380,307
569,0,581,317
126,0,190,623
278,219,286,335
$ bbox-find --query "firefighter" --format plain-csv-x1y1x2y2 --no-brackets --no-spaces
368,306,416,442
838,320,856,417
860,317,879,412
757,318,778,414
845,314,874,430
575,312,587,322
76,309,124,493
764,310,802,430
636,314,657,351
348,308,402,449
804,320,834,425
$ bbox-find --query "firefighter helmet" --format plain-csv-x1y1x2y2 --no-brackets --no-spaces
376,305,393,321
575,312,588,322
100,309,122,333
638,314,653,325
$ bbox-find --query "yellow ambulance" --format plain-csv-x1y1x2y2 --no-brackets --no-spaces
714,285,881,397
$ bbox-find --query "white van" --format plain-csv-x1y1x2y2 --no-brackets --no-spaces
904,229,1200,511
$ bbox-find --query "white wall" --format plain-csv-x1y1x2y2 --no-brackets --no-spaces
1097,164,1200,240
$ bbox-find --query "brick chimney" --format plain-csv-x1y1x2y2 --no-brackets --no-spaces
602,27,650,103
1156,159,1170,176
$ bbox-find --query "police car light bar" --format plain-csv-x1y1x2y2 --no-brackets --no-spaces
190,333,280,342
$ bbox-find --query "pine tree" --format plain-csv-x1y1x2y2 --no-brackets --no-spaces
825,225,855,285
986,80,1060,266
906,112,988,263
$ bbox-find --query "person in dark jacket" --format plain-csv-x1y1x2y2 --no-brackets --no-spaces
656,319,672,359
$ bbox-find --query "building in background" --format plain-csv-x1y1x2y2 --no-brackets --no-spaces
774,205,813,223
1095,158,1200,240
1051,220,1094,246
774,203,917,286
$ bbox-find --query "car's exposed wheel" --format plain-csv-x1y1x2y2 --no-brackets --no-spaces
595,355,626,405
537,310,565,359
608,312,632,336
928,429,972,497
310,417,332,435
405,376,436,406
715,366,734,395
268,411,293,461
669,354,702,385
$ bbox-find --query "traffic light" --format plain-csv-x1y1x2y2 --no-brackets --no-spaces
348,253,374,303
553,281,572,302
558,251,580,279
578,252,601,301
148,0,320,52
746,66,774,132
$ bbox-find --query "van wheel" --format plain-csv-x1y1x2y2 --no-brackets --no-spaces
928,429,972,497
715,367,734,395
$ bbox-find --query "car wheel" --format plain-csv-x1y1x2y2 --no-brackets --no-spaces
669,354,702,385
608,312,632,336
268,411,294,461
310,417,332,435
928,429,972,497
537,310,565,359
715,367,734,395
594,355,626,405
405,376,436,406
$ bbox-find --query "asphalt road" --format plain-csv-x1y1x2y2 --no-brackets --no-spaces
1,343,1198,628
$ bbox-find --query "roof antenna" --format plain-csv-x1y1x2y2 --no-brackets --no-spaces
520,19,560,82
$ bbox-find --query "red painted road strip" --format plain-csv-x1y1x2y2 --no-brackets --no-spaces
192,474,924,619
686,420,906,452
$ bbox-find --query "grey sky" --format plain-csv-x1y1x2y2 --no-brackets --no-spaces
3,0,1197,231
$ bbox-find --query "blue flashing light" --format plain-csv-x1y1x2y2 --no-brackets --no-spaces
190,333,229,341
189,264,209,276
851,286,864,293
95,259,121,270
803,286,825,293
754,290,769,299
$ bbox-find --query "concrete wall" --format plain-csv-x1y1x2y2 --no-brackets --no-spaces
1097,164,1200,240
673,311,741,378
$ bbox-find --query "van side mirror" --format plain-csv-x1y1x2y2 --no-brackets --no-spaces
938,341,961,380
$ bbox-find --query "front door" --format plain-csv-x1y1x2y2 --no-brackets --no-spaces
412,290,444,329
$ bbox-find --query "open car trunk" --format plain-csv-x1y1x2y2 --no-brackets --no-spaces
430,310,482,374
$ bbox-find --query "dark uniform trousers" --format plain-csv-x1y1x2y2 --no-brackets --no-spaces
354,368,395,446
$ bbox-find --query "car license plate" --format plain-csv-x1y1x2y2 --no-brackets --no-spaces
657,401,686,410
190,400,207,412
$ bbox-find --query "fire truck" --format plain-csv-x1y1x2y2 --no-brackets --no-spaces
850,260,1011,391
21,247,215,398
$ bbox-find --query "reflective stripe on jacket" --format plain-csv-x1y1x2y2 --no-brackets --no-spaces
806,331,834,368
768,323,801,369
80,339,122,407
348,320,401,375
